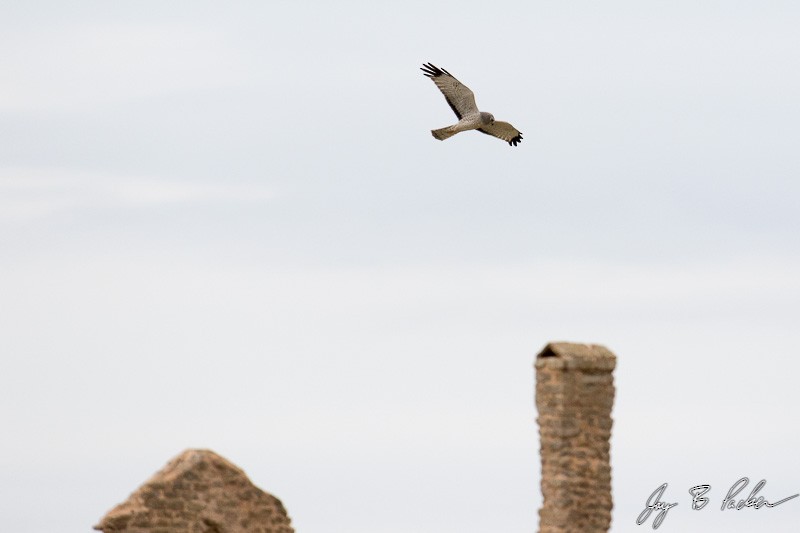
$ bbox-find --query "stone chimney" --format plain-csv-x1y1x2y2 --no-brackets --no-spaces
535,342,616,533
94,449,294,533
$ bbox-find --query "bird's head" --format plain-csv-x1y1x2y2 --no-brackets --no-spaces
480,112,495,125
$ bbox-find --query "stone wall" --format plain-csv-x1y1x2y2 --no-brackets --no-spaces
94,449,294,533
535,342,616,533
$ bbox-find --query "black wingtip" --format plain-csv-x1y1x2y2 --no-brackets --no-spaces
420,62,447,78
508,133,523,147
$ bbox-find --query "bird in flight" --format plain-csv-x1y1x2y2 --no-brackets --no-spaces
421,62,522,147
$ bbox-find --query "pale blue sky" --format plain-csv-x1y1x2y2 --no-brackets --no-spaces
1,2,799,532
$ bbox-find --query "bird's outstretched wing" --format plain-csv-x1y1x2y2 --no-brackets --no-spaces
478,122,523,146
420,62,478,120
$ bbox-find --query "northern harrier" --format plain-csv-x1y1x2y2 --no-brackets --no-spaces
421,62,522,147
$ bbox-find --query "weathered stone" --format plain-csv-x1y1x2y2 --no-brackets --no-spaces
535,342,616,533
94,449,293,533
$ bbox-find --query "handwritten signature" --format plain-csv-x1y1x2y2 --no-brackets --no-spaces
636,477,798,529
636,483,677,529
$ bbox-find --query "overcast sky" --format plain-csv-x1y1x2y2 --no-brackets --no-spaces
1,2,799,532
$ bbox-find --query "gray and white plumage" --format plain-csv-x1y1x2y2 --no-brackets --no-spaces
420,62,522,147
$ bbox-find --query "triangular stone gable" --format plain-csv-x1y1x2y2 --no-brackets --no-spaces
94,449,293,533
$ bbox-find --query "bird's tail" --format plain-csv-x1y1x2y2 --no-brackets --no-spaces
431,126,456,141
